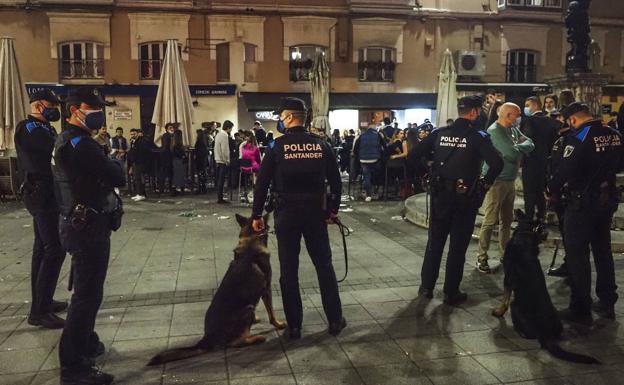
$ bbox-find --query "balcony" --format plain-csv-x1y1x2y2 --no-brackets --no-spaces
498,0,563,10
60,59,104,80
358,61,395,83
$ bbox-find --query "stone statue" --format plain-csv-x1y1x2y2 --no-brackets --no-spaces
589,39,601,73
565,0,592,73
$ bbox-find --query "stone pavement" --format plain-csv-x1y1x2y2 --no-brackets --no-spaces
1,195,624,385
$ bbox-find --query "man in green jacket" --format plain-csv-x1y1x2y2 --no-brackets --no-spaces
477,103,535,273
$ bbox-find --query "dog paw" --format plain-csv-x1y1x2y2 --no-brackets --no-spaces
271,320,287,330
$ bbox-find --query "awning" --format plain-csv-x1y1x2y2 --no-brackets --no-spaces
457,82,552,93
241,92,437,111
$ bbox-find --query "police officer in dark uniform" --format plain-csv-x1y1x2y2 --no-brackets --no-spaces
408,96,503,305
14,89,67,329
547,113,571,278
53,88,125,385
549,102,623,324
251,98,345,339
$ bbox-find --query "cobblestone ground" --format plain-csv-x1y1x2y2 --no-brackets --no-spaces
1,195,624,385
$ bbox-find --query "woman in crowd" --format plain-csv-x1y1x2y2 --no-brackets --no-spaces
94,126,111,155
544,94,559,116
170,128,186,196
386,129,409,196
239,131,262,184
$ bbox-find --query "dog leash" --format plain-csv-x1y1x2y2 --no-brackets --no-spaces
334,217,351,283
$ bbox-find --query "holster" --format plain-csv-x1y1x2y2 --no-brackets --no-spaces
21,175,52,215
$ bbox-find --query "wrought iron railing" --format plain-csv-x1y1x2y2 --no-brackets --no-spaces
506,64,537,83
358,61,395,82
60,59,104,79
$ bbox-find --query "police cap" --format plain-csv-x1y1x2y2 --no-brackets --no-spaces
28,89,60,104
561,102,590,120
458,95,483,109
273,97,307,115
65,87,105,108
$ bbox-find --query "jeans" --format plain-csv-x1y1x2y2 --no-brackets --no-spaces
274,207,342,329
216,163,229,200
58,214,111,369
30,210,65,317
360,161,378,196
133,163,146,196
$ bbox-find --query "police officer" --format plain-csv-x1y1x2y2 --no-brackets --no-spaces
547,112,571,278
408,95,503,305
14,89,67,329
549,102,623,324
251,98,345,339
54,88,125,385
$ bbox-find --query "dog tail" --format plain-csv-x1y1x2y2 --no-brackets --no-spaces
543,340,601,365
147,339,213,366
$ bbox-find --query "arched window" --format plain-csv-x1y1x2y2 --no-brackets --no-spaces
358,46,395,82
59,41,104,79
506,49,538,83
289,45,327,82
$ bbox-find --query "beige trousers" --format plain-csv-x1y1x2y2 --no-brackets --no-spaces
477,179,516,262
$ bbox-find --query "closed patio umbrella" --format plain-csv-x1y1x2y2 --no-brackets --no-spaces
309,52,331,132
0,37,26,151
152,39,194,145
436,48,458,127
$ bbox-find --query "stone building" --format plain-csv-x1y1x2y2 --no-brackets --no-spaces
1,0,623,139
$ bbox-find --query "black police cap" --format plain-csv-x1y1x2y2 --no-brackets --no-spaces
458,95,483,109
561,102,590,120
273,97,307,115
65,87,105,108
29,89,60,104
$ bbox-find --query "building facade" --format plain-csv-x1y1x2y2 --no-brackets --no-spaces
1,0,624,140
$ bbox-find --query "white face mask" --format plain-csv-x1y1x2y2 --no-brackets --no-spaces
513,116,522,128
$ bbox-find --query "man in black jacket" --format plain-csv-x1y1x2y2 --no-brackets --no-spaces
522,96,559,225
14,89,67,329
129,129,151,201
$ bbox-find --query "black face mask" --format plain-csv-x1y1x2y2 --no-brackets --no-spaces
40,106,60,122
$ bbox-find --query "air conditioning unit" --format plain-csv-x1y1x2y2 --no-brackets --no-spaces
455,50,486,76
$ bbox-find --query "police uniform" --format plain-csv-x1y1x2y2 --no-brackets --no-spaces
14,89,67,328
252,98,344,338
547,123,572,277
549,103,623,321
53,88,124,385
408,96,503,304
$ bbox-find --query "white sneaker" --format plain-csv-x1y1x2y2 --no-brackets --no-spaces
365,196,372,202
134,195,146,202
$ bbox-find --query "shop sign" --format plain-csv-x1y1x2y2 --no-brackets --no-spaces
190,85,236,96
255,111,278,121
114,110,132,120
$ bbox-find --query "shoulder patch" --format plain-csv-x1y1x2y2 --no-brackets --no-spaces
25,121,40,134
70,136,83,148
563,145,575,158
269,141,275,149
478,130,489,138
575,126,590,142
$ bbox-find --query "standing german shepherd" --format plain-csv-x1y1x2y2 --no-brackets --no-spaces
491,210,600,364
148,214,286,366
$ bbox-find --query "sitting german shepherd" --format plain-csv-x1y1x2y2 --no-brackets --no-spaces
491,210,599,364
148,214,286,366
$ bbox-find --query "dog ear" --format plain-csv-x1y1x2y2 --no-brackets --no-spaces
235,214,249,228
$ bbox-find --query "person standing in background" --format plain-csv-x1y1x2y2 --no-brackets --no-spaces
214,120,233,203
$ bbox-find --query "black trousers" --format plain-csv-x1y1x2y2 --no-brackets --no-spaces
564,203,618,314
30,210,65,317
133,163,146,196
522,169,547,222
421,191,478,295
554,203,567,266
274,207,342,329
59,215,111,369
216,163,228,200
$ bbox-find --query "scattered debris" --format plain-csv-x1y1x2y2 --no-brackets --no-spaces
217,216,230,220
178,211,198,218
391,216,404,221
341,208,354,213
22,224,30,228
370,218,378,223
175,201,183,205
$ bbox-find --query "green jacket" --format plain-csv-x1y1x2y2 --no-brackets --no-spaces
483,122,534,181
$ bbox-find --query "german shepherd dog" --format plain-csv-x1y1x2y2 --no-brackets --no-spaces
148,214,286,366
491,210,600,364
